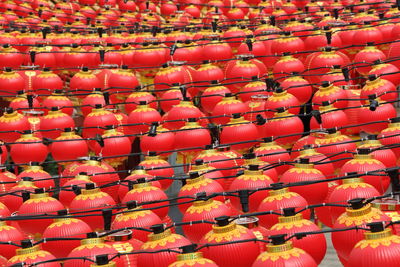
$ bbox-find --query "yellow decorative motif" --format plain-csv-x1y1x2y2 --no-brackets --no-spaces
315,85,341,97
9,250,50,263
172,258,215,267
186,199,222,214
258,242,305,262
346,158,381,165
204,224,247,242
338,205,383,226
129,185,158,194
48,218,81,228
143,231,181,249
114,209,152,222
287,166,322,174
183,177,212,191
338,182,371,190
272,219,312,231
74,243,109,251
356,229,400,249
75,190,110,201
263,191,298,203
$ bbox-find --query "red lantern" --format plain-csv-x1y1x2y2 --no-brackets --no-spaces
178,172,224,213
141,124,175,158
312,81,348,109
10,131,48,165
0,108,31,143
138,153,174,190
358,135,397,168
105,230,143,267
127,102,161,137
18,188,64,237
69,183,116,231
7,241,59,267
112,200,162,242
273,53,305,81
0,44,23,69
262,108,304,149
92,126,131,167
118,168,161,201
70,67,102,98
169,245,218,267
265,88,300,118
379,117,400,157
41,90,73,116
320,65,349,88
358,97,396,134
154,64,192,97
9,91,40,113
42,209,92,258
254,137,291,176
361,75,398,104
64,232,121,267
348,224,400,267
189,159,225,189
327,177,380,226
163,100,206,130
72,158,119,202
0,178,37,213
252,236,317,267
268,209,327,264
202,39,233,66
194,147,237,178
211,93,248,125
240,79,270,104
182,199,232,243
0,221,24,259
341,148,390,194
59,172,93,207
159,86,190,113
270,32,305,57
369,61,400,86
50,128,88,162
107,66,140,102
280,159,328,205
331,200,391,265
229,165,273,212
294,145,334,178
40,107,75,139
220,114,259,153
138,224,191,267
0,68,25,98
224,57,262,94
354,45,387,76
32,68,63,95
81,89,110,117
82,105,118,140
315,128,357,170
122,179,169,219
125,90,157,114
310,101,349,133
200,216,260,267
174,119,211,162
18,163,53,190
0,167,16,192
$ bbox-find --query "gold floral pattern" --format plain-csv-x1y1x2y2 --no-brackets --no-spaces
74,243,110,251
337,207,383,226
182,178,213,191
272,219,312,231
114,209,152,222
258,247,305,262
142,234,181,249
47,218,81,228
171,258,215,267
204,225,247,242
356,234,400,249
263,191,298,203
9,251,50,263
186,200,222,214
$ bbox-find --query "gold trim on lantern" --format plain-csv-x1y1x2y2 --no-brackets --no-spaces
343,178,363,184
16,245,41,255
267,242,293,253
365,228,393,240
30,193,49,199
81,188,101,195
90,262,116,267
212,223,236,234
346,204,373,217
269,188,288,197
278,213,303,224
149,229,172,241
177,252,203,261
81,237,104,245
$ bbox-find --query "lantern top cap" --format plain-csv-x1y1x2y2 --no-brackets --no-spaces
321,81,330,87
5,107,14,114
20,239,33,249
243,153,256,159
298,158,309,164
150,224,165,234
135,165,145,170
126,200,137,210
357,148,371,155
82,67,89,72
368,74,377,81
85,183,95,190
148,151,157,156
366,134,378,140
248,165,259,171
283,207,296,217
94,104,103,109
181,244,197,254
57,209,68,216
215,216,230,227
326,127,337,134
195,159,204,165
95,254,110,265
269,234,287,245
262,137,273,143
390,117,400,123
189,172,200,179
367,222,385,233
34,188,45,194
348,198,365,210
232,113,241,119
21,177,33,182
322,101,330,106
87,232,98,238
